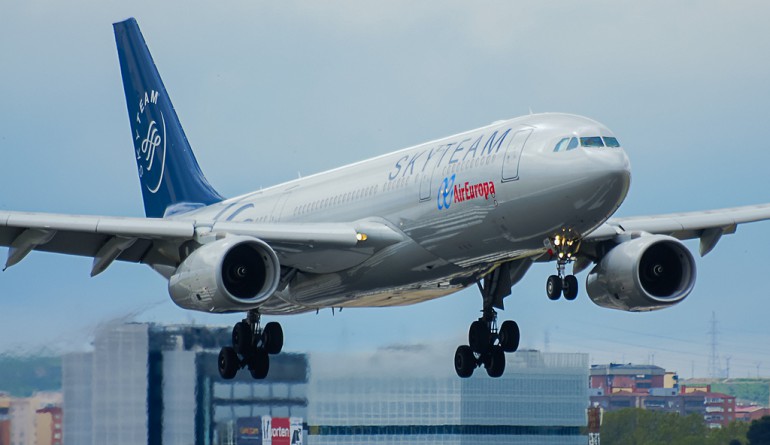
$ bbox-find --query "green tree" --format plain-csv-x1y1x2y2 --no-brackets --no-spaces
705,421,748,445
602,409,706,445
748,416,770,445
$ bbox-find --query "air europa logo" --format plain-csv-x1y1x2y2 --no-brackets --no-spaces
133,89,166,194
437,174,497,210
437,174,456,210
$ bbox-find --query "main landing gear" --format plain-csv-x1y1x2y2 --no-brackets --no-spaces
454,264,520,378
218,310,283,380
546,233,580,301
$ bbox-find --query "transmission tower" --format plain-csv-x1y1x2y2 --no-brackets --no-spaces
708,311,720,379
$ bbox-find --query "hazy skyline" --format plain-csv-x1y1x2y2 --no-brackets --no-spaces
1,1,770,379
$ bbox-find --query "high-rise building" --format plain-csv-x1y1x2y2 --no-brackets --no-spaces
63,323,590,445
61,353,92,445
62,323,307,445
308,347,588,444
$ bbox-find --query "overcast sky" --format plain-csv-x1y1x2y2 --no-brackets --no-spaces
1,1,770,379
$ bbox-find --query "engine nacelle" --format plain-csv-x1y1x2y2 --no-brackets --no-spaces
586,235,696,312
168,236,281,313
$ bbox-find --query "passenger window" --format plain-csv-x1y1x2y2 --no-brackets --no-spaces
603,136,621,147
567,137,579,150
580,137,604,147
553,138,570,152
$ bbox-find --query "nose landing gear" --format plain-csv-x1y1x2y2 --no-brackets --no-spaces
218,310,284,380
546,232,581,301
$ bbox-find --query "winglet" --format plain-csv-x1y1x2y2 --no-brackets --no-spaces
113,18,224,218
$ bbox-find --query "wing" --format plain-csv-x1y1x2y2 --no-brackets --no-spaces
0,211,404,276
584,203,770,256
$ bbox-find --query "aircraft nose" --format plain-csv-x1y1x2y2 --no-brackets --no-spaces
565,146,631,219
586,146,631,183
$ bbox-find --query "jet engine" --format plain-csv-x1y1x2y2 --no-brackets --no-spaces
586,234,696,311
168,236,281,313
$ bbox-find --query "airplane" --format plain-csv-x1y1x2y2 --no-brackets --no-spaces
3,17,770,380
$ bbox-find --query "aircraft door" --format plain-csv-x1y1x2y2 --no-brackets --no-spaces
270,192,292,222
501,128,533,182
419,149,442,202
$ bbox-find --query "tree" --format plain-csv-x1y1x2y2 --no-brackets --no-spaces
748,416,770,445
601,409,706,445
705,421,748,445
601,408,748,445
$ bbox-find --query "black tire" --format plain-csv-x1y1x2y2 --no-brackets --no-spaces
498,320,520,353
486,345,506,378
218,347,239,380
546,275,562,300
563,275,579,301
248,347,270,379
262,322,284,355
454,345,475,378
468,320,490,353
232,321,252,355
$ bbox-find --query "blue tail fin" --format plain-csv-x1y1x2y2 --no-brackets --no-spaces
113,18,223,218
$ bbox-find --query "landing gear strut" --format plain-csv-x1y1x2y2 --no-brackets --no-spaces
546,232,580,301
218,310,283,380
454,263,520,378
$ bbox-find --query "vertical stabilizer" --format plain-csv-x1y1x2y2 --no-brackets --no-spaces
114,18,223,218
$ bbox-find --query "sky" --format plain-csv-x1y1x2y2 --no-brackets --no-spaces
1,1,770,379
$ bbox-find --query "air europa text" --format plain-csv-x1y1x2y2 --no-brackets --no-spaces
454,181,496,203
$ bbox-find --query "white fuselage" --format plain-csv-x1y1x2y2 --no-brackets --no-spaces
179,113,631,314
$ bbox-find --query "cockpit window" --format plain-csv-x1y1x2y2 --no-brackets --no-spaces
553,137,580,152
580,137,604,147
553,138,570,152
603,136,621,147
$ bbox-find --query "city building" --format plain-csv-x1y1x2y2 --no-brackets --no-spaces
61,353,91,445
736,404,770,422
34,407,62,445
590,363,668,393
307,347,589,444
9,392,62,445
589,364,736,428
1,393,10,445
62,323,307,445
62,323,590,445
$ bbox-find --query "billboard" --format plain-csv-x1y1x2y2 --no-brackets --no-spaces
236,417,262,445
236,417,302,445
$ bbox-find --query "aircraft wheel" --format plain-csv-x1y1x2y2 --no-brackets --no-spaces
499,320,520,353
218,347,239,380
454,345,475,378
263,322,284,355
248,348,270,379
563,275,579,301
486,345,506,378
546,275,562,300
232,321,252,355
468,320,491,353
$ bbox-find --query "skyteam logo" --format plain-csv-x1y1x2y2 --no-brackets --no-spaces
437,174,456,210
133,90,166,194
